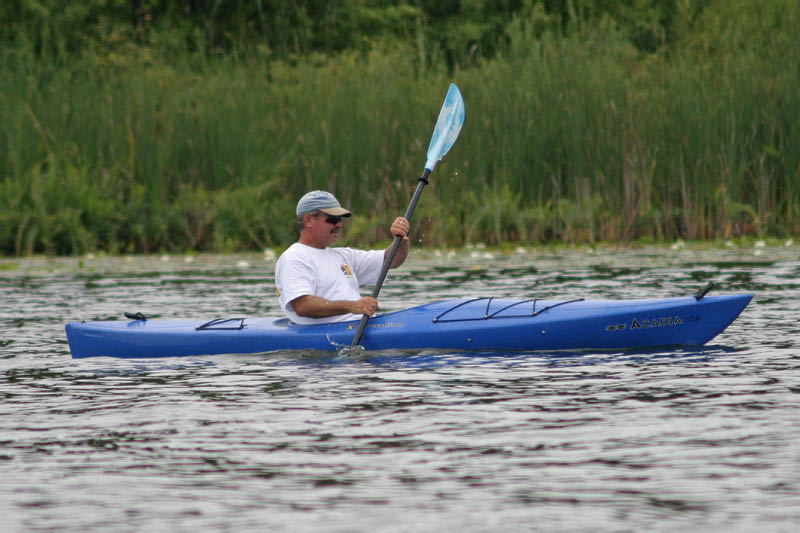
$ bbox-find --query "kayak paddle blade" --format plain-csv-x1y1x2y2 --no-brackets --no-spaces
425,83,465,171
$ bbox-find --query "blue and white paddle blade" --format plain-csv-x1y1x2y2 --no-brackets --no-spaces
425,83,466,171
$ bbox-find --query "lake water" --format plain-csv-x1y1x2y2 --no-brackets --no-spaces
2,244,799,531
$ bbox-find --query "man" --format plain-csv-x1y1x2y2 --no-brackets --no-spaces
275,190,410,324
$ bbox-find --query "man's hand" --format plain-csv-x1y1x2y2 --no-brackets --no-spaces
391,217,410,240
349,296,379,316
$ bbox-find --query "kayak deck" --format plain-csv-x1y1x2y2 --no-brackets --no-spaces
65,294,753,359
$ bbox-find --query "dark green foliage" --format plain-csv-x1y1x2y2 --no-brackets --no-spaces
1,0,798,254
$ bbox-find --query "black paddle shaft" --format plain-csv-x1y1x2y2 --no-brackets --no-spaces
351,168,432,346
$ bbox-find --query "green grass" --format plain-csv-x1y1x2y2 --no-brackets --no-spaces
1,1,799,255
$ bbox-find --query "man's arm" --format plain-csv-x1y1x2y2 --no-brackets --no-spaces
291,295,379,318
384,217,410,268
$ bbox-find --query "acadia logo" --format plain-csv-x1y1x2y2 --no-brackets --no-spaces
606,316,685,332
631,316,684,329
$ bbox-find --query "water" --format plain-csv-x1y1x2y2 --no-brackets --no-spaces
2,245,800,531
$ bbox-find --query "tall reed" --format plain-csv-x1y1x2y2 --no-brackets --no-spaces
1,1,798,254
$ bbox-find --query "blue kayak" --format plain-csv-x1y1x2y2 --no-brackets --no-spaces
65,292,752,359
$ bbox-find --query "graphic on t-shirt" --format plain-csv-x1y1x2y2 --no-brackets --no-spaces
340,264,353,276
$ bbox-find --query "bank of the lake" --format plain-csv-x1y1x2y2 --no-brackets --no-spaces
2,1,798,255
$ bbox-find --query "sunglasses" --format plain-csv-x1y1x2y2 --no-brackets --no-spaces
313,213,348,225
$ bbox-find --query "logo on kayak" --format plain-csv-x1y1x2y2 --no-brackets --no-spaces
346,322,404,330
606,316,684,332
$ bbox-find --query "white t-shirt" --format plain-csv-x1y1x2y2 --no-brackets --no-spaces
275,243,385,324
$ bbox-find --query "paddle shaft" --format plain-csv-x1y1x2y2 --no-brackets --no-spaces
351,168,432,346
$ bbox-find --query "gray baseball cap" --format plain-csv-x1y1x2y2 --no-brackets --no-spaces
295,190,352,216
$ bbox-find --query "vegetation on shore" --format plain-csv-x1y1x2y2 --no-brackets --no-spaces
1,0,798,255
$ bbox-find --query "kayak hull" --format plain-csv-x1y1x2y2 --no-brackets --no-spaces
65,294,752,359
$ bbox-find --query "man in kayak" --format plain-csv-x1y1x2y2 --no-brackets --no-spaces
275,190,410,324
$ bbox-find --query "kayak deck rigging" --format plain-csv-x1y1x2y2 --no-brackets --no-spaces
433,297,585,322
195,318,246,330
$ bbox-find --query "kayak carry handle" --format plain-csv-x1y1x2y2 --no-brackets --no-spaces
124,312,147,321
694,281,715,301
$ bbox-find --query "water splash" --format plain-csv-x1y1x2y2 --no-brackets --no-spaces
326,334,366,359
336,344,365,359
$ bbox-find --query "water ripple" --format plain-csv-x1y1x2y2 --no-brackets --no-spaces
2,247,800,530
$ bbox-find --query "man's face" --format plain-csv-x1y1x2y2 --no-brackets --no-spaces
305,212,344,248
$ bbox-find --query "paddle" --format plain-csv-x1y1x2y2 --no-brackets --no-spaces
351,83,466,347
